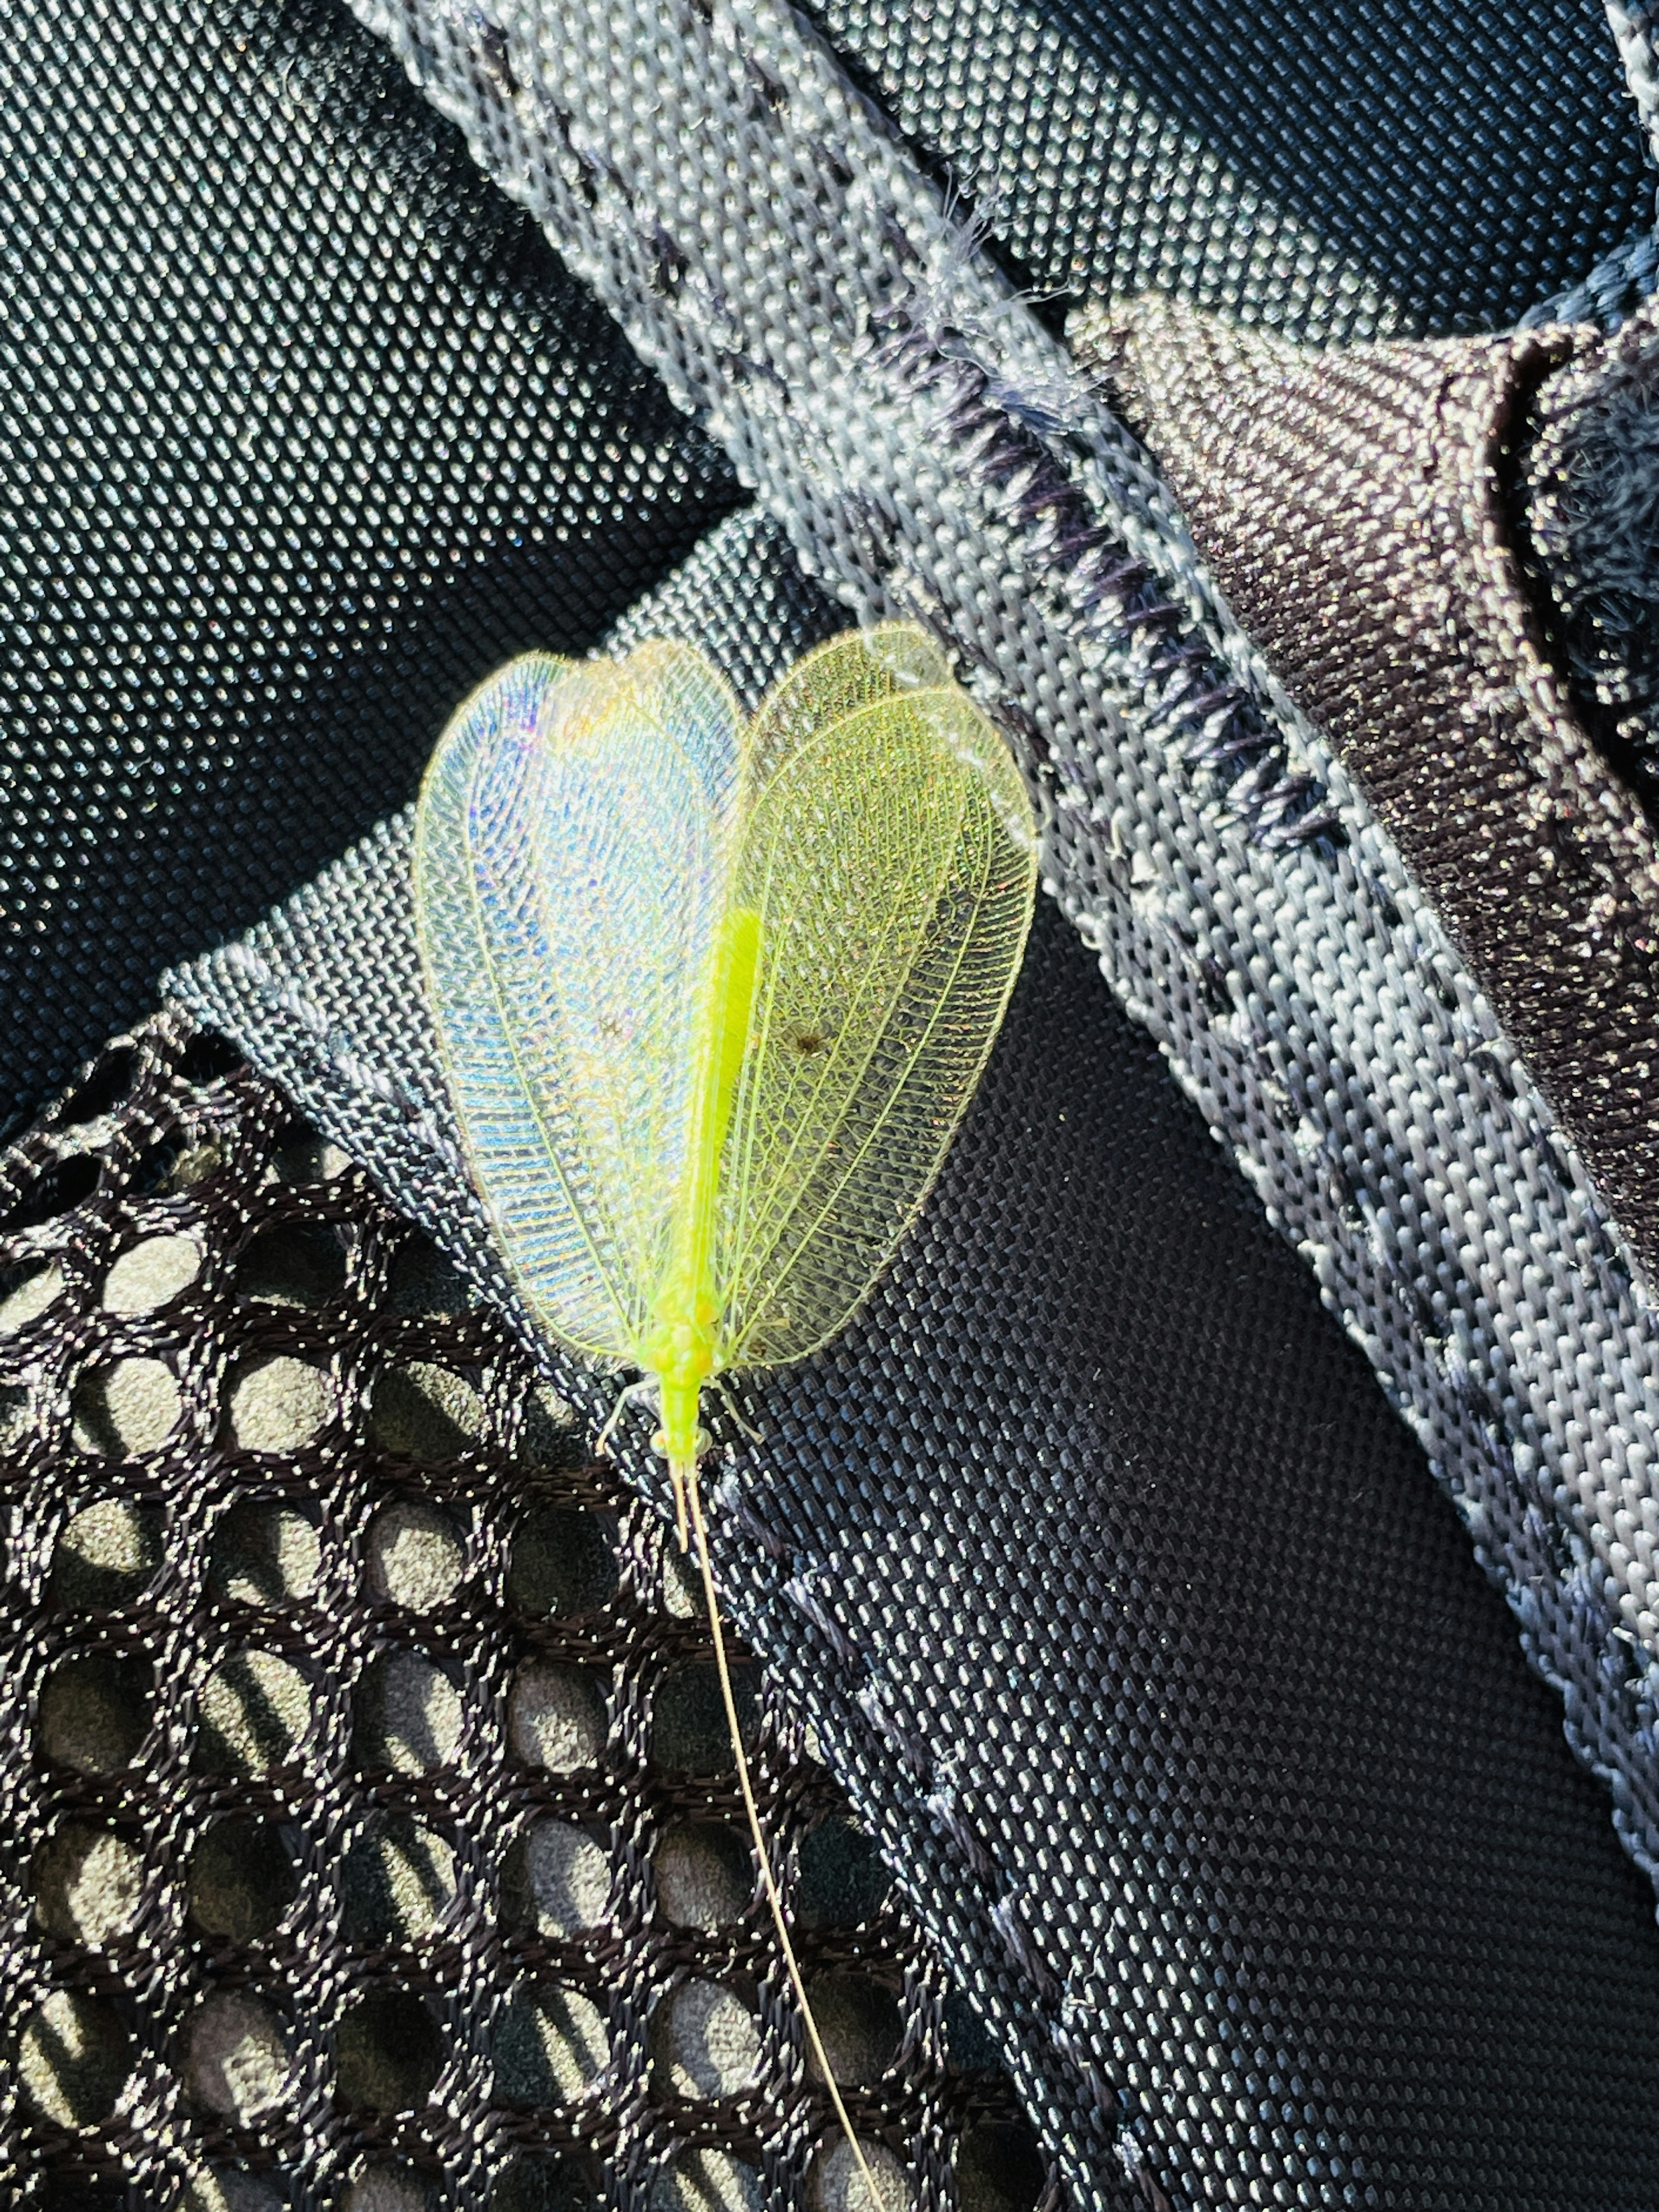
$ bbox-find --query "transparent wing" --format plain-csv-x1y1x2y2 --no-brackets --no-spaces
743,622,960,801
715,674,1036,1367
413,644,743,1362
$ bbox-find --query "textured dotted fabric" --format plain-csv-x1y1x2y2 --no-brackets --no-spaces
0,0,740,1142
0,1018,1047,2211
806,0,1654,342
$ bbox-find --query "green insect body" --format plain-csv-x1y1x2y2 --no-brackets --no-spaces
413,621,1038,1539
413,622,1036,2191
638,903,761,1501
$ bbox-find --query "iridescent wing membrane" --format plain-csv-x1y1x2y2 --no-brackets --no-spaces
413,625,1036,1382
413,644,743,1360
716,630,1036,1364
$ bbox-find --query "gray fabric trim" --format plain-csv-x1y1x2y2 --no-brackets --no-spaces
1523,223,1659,330
1074,296,1659,1273
300,0,1659,1910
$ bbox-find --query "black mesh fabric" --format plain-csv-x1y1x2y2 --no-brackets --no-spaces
0,1017,1047,2210
802,0,1654,342
0,0,741,1144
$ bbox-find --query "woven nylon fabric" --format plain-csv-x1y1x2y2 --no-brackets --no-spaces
171,511,1659,2210
0,0,743,1144
17,0,1659,2202
337,0,1659,1935
801,0,1651,343
0,1015,1047,2211
1516,307,1659,807
1074,295,1659,1268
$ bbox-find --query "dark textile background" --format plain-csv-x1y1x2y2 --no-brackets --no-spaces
0,0,741,1139
809,0,1654,339
8,0,1659,2203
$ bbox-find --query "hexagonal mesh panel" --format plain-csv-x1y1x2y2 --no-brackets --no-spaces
0,1019,1049,2212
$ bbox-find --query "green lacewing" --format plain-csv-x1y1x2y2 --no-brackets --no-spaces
413,622,1036,2188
